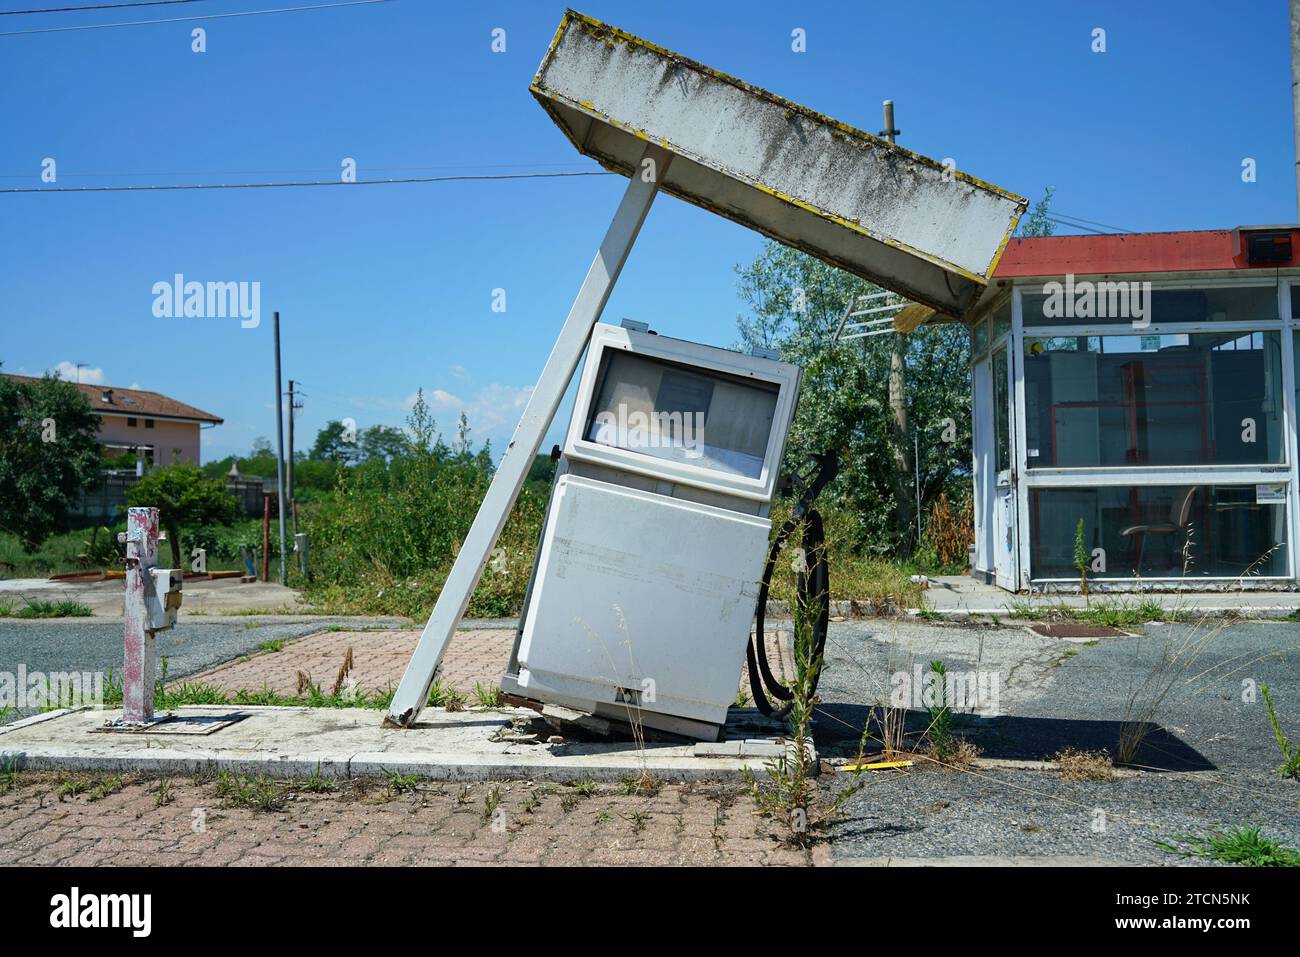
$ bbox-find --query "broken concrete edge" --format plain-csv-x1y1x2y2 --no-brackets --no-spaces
0,705,812,784
0,747,793,784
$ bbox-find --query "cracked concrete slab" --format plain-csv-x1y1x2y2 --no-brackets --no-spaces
0,704,803,783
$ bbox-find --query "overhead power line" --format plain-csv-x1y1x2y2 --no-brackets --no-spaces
0,0,392,36
0,170,616,193
0,0,205,13
1,1,205,14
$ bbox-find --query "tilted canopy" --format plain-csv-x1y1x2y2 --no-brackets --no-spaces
531,10,1026,318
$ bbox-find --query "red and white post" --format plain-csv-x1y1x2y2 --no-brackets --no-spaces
122,506,160,724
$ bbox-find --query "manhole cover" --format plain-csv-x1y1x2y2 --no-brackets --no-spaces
1030,623,1125,639
91,712,248,735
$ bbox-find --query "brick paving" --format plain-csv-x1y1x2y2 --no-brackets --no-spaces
0,626,806,867
188,626,794,702
0,772,810,867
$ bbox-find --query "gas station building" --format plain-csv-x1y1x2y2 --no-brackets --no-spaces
967,226,1300,591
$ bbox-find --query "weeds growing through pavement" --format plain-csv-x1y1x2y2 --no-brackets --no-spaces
297,763,338,793
1261,686,1300,780
1117,537,1280,766
382,770,421,797
473,682,502,708
1155,825,1300,867
482,785,502,822
1055,747,1115,782
213,769,283,811
0,757,19,794
747,587,861,848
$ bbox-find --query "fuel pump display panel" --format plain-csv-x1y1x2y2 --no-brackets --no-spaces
582,350,780,479
564,325,800,502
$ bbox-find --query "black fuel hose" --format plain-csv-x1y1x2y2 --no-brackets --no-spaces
747,452,837,721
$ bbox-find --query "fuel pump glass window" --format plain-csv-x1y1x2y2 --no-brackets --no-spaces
584,351,779,479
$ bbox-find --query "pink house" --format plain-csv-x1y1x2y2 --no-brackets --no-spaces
4,375,222,465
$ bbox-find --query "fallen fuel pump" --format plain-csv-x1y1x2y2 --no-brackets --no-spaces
385,11,1025,739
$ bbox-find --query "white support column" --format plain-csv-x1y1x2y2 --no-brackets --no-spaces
1280,281,1298,579
386,145,672,727
1011,286,1031,591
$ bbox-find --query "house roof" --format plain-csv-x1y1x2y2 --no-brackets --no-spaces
0,374,223,424
992,227,1300,278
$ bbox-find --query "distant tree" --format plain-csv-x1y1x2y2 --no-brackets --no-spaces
250,436,273,456
127,462,240,568
0,370,102,548
310,420,358,464
359,424,410,463
1017,187,1056,238
735,241,971,556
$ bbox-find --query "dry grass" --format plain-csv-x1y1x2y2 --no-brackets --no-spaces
930,737,982,772
1055,747,1115,782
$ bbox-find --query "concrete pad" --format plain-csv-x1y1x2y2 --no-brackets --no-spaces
0,576,307,617
0,704,803,783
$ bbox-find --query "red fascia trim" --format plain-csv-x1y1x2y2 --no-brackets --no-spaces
992,229,1300,278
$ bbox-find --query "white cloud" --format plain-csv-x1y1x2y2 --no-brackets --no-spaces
51,361,105,385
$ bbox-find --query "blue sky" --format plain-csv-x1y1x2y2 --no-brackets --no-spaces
1,0,1294,462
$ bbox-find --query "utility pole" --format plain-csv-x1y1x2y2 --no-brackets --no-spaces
1292,0,1300,219
286,380,295,506
272,312,288,586
287,379,301,536
880,99,916,548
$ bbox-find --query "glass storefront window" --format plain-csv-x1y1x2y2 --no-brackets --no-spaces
1030,484,1288,579
1023,331,1283,467
1023,284,1277,328
993,346,1010,472
990,299,1011,343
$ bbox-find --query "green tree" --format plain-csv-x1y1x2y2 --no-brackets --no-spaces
127,462,241,567
0,370,103,548
735,241,971,557
359,424,409,463
1017,187,1056,238
310,420,358,463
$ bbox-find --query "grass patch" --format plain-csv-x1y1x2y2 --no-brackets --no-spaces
1055,747,1115,782
473,682,502,709
1005,597,1168,626
294,764,338,793
0,599,94,619
482,784,502,822
0,758,19,794
1155,826,1300,867
213,769,283,811
620,770,661,797
85,775,126,802
382,769,421,796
